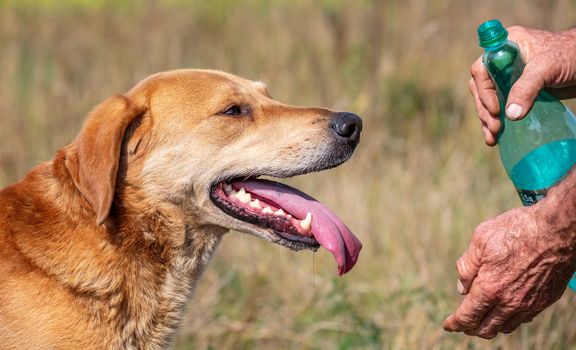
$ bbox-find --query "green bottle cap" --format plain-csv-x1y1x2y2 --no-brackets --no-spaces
478,19,508,48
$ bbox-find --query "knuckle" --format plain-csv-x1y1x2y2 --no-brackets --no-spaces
480,287,498,300
512,76,545,99
477,106,492,122
454,313,477,328
478,108,492,122
511,82,534,96
500,296,522,310
477,329,498,339
470,61,484,77
484,116,500,132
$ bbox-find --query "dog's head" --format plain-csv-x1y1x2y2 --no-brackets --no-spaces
65,69,362,274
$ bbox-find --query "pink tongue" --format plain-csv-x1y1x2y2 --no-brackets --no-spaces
236,180,362,275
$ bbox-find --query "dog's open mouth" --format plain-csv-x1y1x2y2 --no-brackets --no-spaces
210,178,361,275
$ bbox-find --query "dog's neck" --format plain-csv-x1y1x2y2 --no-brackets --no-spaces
111,205,223,349
119,229,224,349
11,153,227,349
110,189,226,349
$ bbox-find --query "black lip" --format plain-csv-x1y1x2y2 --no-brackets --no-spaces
209,181,320,252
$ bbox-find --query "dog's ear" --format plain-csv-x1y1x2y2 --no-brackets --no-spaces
65,95,145,226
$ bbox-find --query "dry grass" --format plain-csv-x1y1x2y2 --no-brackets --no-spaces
1,0,576,348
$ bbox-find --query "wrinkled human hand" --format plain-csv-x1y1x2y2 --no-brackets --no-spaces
443,203,576,338
470,26,576,146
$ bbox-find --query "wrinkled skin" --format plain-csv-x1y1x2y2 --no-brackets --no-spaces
444,193,576,338
469,25,576,145
445,25,576,338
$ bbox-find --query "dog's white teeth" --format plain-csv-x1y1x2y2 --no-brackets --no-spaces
231,188,241,199
234,187,251,203
299,212,312,232
249,199,262,209
241,193,252,203
262,207,274,214
274,209,285,217
224,183,233,195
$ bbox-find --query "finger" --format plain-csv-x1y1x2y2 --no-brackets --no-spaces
444,286,495,332
456,242,482,295
481,123,497,146
470,78,501,138
506,56,549,120
499,311,532,334
473,306,515,339
470,58,501,116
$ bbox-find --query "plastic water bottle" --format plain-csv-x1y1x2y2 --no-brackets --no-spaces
478,19,576,291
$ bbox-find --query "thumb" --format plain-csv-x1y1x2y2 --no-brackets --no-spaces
456,244,482,295
506,57,548,120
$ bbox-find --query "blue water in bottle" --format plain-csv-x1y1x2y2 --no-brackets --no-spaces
509,140,576,202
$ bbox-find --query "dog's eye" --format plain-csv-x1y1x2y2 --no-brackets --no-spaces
221,105,246,116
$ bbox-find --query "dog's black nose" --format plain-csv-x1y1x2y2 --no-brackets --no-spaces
330,112,362,145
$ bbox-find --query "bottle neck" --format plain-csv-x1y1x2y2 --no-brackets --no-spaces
482,40,525,101
483,40,506,52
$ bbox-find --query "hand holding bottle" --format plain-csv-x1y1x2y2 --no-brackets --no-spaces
470,26,576,145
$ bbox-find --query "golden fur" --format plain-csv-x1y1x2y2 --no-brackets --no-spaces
0,70,359,349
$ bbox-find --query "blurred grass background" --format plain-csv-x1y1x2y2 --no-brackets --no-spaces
2,0,576,348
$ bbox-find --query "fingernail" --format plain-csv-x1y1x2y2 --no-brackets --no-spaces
457,279,465,294
506,104,523,120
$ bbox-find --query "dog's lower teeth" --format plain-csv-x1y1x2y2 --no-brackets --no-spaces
249,199,262,209
262,207,273,214
300,212,312,231
221,184,312,236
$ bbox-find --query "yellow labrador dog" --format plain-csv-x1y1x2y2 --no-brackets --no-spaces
0,70,362,349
